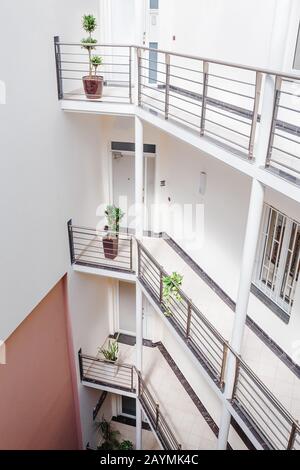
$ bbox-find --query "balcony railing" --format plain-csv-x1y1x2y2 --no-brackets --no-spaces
55,39,300,183
68,221,134,273
266,76,300,180
54,38,132,103
137,241,300,450
138,46,262,159
78,349,181,450
79,349,136,392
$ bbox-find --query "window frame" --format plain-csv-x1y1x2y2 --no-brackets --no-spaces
254,204,300,318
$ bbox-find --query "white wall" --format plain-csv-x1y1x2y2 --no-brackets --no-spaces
101,116,300,360
0,0,105,341
158,0,296,70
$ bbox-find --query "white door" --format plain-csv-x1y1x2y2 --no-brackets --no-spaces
119,281,136,334
112,152,155,232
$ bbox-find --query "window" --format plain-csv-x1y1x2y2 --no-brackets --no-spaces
149,42,158,84
254,205,300,317
121,396,136,417
150,0,159,9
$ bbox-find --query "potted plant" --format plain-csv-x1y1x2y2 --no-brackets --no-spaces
103,205,125,260
81,14,104,99
119,440,134,450
96,418,121,450
162,272,183,316
99,336,119,362
96,418,134,450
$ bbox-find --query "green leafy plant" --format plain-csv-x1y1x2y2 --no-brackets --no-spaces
91,55,103,76
96,418,121,450
162,272,183,316
119,440,134,450
99,337,119,362
81,14,102,77
105,205,125,235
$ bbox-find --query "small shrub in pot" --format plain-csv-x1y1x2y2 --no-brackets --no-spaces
81,14,103,99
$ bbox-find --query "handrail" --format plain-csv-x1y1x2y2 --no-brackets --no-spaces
57,41,300,80
137,240,300,449
78,349,181,450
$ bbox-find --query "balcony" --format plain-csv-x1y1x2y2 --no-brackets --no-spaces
137,240,300,450
55,39,300,187
78,348,181,450
68,221,135,281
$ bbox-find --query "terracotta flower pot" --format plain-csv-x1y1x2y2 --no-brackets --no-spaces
82,75,103,99
103,235,119,260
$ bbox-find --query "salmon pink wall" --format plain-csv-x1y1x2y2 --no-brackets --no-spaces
0,277,79,449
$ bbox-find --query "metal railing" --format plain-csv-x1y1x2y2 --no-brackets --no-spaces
137,371,181,450
137,46,262,159
54,38,132,103
79,349,136,392
137,241,300,450
266,76,300,179
78,349,181,450
55,38,300,180
68,221,134,273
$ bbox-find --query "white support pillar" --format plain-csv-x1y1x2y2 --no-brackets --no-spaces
217,74,277,450
135,115,144,239
134,0,145,46
135,284,143,450
135,112,144,450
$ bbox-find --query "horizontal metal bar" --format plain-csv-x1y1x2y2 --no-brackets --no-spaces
273,131,300,145
204,129,249,150
207,83,254,99
168,101,201,119
272,146,300,161
58,42,300,79
205,117,251,138
208,72,255,86
169,73,203,85
140,92,165,105
206,105,252,125
278,104,300,114
268,157,300,175
60,69,129,75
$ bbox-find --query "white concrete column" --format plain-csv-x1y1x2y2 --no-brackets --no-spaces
217,73,277,450
217,179,265,450
134,0,145,46
135,115,144,239
135,284,143,449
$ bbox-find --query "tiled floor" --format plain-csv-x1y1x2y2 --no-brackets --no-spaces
110,421,160,450
116,342,218,450
141,236,300,422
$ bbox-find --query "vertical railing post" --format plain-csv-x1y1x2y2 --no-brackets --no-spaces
78,349,83,381
248,71,263,160
231,355,241,400
200,61,209,136
54,36,63,100
155,403,160,430
165,53,171,120
287,422,298,450
159,269,163,304
129,46,132,103
220,341,229,389
186,301,192,338
131,366,134,392
130,236,133,272
137,47,142,106
266,75,282,167
67,219,75,265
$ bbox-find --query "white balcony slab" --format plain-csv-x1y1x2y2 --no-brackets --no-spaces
73,263,136,282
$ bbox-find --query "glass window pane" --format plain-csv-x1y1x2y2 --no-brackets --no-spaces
150,0,159,9
122,396,136,416
149,42,158,84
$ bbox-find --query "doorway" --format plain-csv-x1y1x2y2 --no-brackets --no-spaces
111,148,156,232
